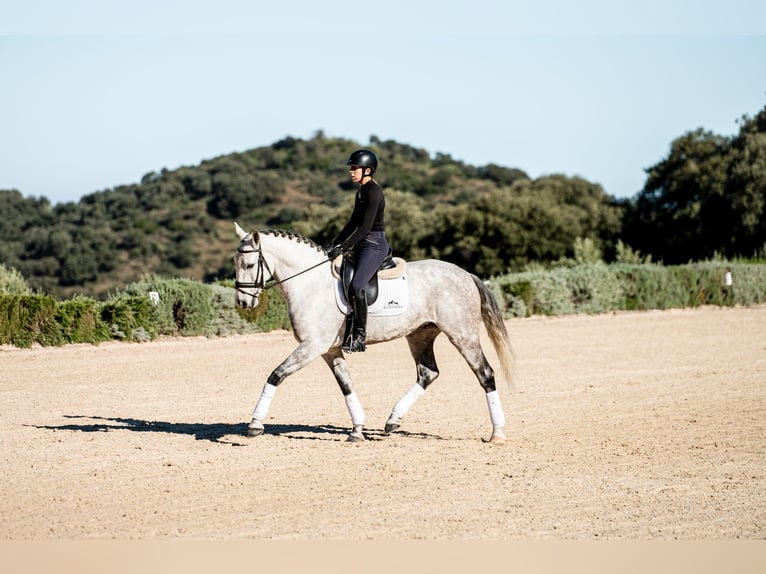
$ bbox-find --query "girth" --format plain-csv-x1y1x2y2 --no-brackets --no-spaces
341,247,396,306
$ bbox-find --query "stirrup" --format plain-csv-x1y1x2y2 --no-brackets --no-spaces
342,337,366,353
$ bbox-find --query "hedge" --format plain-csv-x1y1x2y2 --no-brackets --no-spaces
1,263,763,348
0,277,287,347
493,262,766,317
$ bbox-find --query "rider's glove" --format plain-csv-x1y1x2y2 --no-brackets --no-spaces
326,245,344,260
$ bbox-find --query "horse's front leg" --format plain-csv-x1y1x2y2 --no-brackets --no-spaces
322,349,366,443
247,342,323,437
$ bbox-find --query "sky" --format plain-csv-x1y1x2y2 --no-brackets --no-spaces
1,1,765,204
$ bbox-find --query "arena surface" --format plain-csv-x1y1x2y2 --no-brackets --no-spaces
1,306,764,539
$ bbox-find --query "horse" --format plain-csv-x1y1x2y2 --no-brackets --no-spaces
233,222,513,444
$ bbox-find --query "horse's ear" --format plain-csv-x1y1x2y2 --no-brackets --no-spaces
234,222,259,247
234,221,248,240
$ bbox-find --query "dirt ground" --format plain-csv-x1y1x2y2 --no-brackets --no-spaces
1,305,764,540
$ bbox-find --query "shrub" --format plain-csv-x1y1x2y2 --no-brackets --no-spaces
56,296,112,344
615,240,652,264
726,262,766,305
680,262,766,307
98,294,157,341
0,263,31,295
120,276,215,336
498,279,534,317
235,285,291,332
613,264,687,310
496,269,575,317
2,261,760,348
491,261,766,318
206,283,263,337
0,294,64,347
563,264,624,314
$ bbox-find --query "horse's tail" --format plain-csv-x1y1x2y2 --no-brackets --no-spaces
473,275,514,389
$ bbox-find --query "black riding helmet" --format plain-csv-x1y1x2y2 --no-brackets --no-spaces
345,149,378,174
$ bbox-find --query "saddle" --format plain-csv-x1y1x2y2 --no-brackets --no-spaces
332,247,406,306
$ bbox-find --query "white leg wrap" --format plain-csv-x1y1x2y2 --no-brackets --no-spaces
486,390,506,429
344,392,365,426
391,383,426,420
252,383,277,422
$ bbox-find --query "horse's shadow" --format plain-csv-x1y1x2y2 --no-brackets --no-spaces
30,415,443,444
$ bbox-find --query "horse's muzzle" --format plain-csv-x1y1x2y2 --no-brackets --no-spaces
236,292,260,309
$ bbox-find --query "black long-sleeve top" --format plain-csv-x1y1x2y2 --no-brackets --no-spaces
334,179,386,250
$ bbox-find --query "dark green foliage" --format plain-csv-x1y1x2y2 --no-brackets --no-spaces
0,294,64,347
0,294,122,346
479,163,529,187
624,106,766,263
419,175,622,276
56,296,112,343
2,104,765,298
0,274,296,347
207,167,284,218
3,132,551,297
98,295,157,341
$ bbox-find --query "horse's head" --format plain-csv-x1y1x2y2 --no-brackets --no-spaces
234,222,265,309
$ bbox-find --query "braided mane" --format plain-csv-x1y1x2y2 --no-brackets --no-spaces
261,229,324,252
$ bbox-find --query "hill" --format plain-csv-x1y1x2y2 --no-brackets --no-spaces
0,132,622,299
3,102,765,300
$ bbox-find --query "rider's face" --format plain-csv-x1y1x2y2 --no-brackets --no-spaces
349,165,366,183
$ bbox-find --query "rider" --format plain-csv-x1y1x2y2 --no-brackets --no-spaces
326,149,389,353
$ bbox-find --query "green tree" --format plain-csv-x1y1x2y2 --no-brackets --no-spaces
420,176,621,276
624,104,766,262
726,107,766,256
625,128,730,262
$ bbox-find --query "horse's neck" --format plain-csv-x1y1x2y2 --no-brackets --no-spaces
260,233,325,284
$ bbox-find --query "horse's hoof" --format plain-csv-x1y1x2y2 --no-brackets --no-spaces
347,432,366,443
384,415,402,434
347,425,366,443
246,419,264,438
486,429,507,445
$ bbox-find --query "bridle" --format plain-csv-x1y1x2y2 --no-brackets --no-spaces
234,244,271,296
234,242,331,296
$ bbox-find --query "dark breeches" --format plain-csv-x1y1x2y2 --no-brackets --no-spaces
349,232,389,297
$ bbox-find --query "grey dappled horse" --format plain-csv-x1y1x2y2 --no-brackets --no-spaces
233,223,512,443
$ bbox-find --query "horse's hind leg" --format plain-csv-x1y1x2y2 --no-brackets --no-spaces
449,332,507,444
322,349,366,443
385,323,441,434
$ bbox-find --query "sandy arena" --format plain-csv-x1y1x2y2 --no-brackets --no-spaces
1,306,764,540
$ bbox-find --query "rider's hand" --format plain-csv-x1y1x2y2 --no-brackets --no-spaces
326,245,344,260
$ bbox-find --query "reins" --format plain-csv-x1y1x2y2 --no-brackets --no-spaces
234,244,331,294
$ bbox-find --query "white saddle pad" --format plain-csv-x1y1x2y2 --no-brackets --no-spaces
334,275,408,316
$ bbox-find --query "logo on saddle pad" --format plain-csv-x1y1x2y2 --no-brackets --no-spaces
332,255,408,317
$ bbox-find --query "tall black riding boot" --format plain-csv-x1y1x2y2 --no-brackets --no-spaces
342,289,367,353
